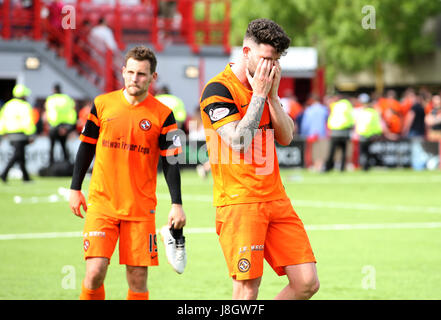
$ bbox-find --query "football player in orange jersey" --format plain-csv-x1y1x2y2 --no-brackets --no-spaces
69,46,186,300
200,19,319,300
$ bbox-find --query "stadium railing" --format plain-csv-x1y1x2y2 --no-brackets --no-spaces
0,0,231,93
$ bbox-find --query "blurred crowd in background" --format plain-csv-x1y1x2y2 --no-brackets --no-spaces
1,81,441,182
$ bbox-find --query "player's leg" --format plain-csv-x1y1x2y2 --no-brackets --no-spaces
15,140,30,181
232,277,262,300
120,220,157,300
80,212,120,300
59,131,69,162
1,141,20,181
339,137,348,171
274,262,319,300
48,127,57,165
324,137,337,171
126,266,149,299
216,203,269,300
264,198,318,300
83,257,109,289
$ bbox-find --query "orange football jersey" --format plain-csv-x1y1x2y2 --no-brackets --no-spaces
80,89,182,221
200,64,287,206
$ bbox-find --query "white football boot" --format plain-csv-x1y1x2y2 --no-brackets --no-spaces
160,225,187,274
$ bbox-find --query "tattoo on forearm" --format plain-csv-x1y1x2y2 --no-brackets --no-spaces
236,95,266,136
217,95,266,152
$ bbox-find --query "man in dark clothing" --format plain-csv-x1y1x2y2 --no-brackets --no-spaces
402,93,425,139
402,92,426,170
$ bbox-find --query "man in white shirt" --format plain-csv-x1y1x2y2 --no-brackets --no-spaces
89,17,118,54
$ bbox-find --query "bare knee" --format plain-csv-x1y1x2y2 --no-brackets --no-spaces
305,276,320,297
291,275,320,299
126,266,148,292
232,278,261,300
84,258,108,289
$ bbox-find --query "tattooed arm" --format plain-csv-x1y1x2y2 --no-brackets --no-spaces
216,95,266,152
216,58,275,152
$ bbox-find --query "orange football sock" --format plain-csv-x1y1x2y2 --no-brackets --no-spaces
79,282,105,300
127,289,149,300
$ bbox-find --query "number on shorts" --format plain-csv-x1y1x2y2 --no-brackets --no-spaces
149,233,157,253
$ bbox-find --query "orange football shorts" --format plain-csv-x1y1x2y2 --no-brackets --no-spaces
215,197,316,280
82,210,158,266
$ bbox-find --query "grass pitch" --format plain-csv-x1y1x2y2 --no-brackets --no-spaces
0,168,440,300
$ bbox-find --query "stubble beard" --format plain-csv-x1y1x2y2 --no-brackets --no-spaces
127,85,147,97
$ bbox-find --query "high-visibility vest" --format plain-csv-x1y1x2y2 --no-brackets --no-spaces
45,93,77,127
155,94,187,122
0,98,36,136
355,107,383,138
327,99,354,130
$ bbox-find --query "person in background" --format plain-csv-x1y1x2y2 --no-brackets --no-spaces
187,106,211,178
376,90,402,140
402,92,427,170
47,0,64,55
280,89,303,131
44,83,77,166
0,84,36,183
425,95,441,142
88,17,120,88
155,86,187,131
89,17,118,54
354,93,382,171
300,94,328,171
76,100,93,134
402,92,426,139
324,96,354,172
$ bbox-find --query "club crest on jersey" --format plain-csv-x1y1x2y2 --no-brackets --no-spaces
83,239,90,252
238,258,250,273
139,119,152,131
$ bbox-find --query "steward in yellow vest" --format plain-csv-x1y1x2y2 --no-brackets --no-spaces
0,84,36,182
354,93,382,171
324,98,355,172
44,83,77,166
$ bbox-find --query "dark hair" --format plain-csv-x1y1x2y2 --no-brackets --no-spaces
124,46,157,73
245,18,291,55
54,83,61,93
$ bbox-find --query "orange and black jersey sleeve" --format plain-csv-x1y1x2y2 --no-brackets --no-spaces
71,104,98,190
200,82,241,130
159,111,182,157
79,104,100,145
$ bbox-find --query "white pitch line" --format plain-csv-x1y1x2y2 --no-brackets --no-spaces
11,191,441,215
292,200,441,214
163,194,441,214
0,231,83,240
305,222,441,231
286,175,441,184
1,222,441,241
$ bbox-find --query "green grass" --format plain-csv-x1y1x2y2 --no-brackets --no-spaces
1,168,441,300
